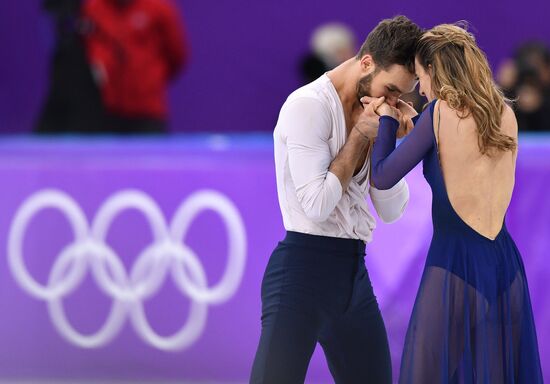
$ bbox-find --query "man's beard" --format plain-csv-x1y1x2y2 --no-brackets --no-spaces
356,72,376,104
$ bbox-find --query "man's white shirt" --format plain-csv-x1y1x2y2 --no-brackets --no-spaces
273,74,409,243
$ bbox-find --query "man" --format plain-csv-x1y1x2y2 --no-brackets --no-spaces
82,0,188,133
250,16,422,383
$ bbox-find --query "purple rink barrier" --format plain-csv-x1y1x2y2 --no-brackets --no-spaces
0,134,548,383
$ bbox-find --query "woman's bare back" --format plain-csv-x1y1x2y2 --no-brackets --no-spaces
435,100,518,240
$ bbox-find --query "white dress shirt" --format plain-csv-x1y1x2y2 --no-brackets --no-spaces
273,74,409,243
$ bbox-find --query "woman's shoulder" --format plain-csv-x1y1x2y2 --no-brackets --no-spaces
436,98,517,137
435,99,454,116
417,99,438,118
500,102,518,137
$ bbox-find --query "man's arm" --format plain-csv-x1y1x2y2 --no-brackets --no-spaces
328,97,385,191
281,97,381,222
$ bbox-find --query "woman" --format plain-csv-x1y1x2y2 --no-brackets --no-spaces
369,24,543,383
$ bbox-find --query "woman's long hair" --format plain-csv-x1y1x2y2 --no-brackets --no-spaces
416,23,516,154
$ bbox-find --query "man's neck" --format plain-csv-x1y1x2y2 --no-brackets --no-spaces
326,58,363,129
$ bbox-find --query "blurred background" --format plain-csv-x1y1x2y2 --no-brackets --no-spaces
0,0,548,383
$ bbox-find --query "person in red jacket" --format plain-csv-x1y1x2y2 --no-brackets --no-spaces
82,0,188,133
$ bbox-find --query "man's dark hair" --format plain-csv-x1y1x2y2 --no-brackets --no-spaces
356,16,423,73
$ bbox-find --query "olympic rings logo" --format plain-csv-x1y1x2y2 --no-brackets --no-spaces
7,189,247,351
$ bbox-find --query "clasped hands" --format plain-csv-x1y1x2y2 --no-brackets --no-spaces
354,96,417,140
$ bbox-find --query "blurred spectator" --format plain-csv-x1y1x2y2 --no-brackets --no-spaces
496,40,550,131
82,0,189,133
514,67,550,132
515,41,550,88
496,58,518,99
35,0,105,134
300,23,356,84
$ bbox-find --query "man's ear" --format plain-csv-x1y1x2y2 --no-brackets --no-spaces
360,54,375,73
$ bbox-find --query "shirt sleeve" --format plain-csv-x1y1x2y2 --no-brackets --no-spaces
369,179,409,223
370,103,436,190
280,96,343,222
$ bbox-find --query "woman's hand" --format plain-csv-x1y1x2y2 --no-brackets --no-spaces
394,100,417,138
376,101,402,120
360,96,413,138
360,96,400,119
396,99,418,120
396,117,414,138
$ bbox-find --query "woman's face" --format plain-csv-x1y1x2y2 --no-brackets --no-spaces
415,57,434,101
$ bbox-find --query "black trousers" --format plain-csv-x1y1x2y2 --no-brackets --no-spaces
250,231,392,384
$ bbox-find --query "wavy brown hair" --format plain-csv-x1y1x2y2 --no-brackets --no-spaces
416,23,516,154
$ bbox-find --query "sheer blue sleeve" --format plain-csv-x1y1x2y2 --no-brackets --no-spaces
370,102,436,190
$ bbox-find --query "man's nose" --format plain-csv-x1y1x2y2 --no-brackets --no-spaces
387,96,399,107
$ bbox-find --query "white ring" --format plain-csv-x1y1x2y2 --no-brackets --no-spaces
7,188,247,351
8,190,89,300
171,190,247,304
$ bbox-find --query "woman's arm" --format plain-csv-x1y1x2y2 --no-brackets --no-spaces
370,103,436,190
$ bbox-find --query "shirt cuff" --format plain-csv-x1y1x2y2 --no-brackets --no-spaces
369,178,408,201
369,179,409,223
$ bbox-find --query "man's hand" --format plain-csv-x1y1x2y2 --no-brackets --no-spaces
359,97,417,139
355,96,386,139
371,99,414,138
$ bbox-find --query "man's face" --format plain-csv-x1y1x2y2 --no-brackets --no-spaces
356,64,418,106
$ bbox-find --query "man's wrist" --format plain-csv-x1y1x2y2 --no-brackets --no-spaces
353,125,374,141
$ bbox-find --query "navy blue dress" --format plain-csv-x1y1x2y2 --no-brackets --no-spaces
371,100,543,383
